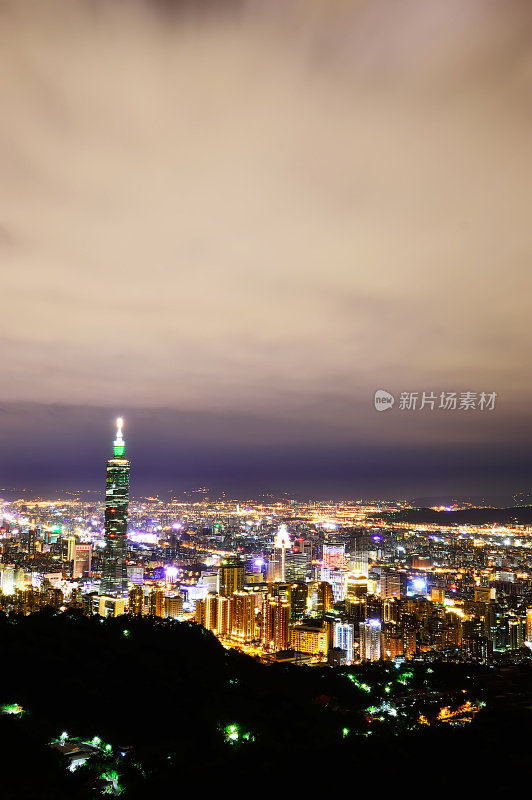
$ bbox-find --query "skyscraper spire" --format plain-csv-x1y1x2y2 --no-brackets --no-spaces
113,416,125,458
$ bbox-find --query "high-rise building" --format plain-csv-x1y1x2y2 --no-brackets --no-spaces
290,624,329,657
379,569,402,600
285,551,310,582
333,622,354,662
346,574,369,600
219,561,244,597
230,592,257,645
320,567,346,602
203,593,219,632
0,566,24,595
26,529,37,556
100,418,130,598
431,586,446,604
474,586,492,603
359,619,382,661
289,583,309,621
129,586,144,615
382,622,403,660
266,525,291,583
92,595,126,618
508,617,524,650
323,544,345,571
314,581,333,614
261,596,290,652
217,596,232,635
351,534,369,577
72,543,92,579
526,607,532,643
148,589,165,618
127,565,144,586
166,594,183,619
346,597,366,623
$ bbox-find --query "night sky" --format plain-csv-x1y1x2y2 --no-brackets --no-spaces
1,0,531,500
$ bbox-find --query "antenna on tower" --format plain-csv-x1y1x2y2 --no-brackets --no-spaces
113,417,125,457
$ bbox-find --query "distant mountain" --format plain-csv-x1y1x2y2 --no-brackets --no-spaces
371,506,532,526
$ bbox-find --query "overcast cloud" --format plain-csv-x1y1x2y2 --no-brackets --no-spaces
1,0,531,495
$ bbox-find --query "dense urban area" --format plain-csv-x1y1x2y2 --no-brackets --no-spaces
2,422,532,796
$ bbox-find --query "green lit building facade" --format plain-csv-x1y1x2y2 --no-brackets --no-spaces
99,418,130,597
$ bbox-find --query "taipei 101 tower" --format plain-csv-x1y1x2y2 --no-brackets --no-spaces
99,418,130,597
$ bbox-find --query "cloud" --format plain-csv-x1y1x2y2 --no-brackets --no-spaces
0,0,531,445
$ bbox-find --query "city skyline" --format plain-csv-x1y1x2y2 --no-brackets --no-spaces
2,2,532,795
1,0,532,499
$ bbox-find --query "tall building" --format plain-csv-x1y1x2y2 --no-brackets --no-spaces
217,596,232,635
334,622,354,662
129,586,144,615
148,589,165,618
26,529,37,556
359,619,382,661
166,594,183,619
314,581,334,614
320,567,346,602
266,525,291,583
289,583,309,621
351,534,369,577
0,567,24,595
201,593,219,632
99,418,130,598
382,622,403,660
92,595,126,618
285,551,310,582
323,544,345,571
526,607,532,642
219,561,244,597
230,592,257,645
508,617,524,650
290,624,329,657
379,569,402,600
72,543,92,579
261,596,290,652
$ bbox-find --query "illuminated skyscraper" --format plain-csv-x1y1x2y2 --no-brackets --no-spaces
261,596,290,652
219,561,244,597
230,592,257,645
129,585,144,615
99,418,130,598
267,525,291,583
217,596,232,635
314,581,333,614
351,534,369,577
166,594,183,619
289,583,309,621
359,619,382,661
526,607,532,643
320,566,347,602
203,593,219,632
323,544,345,571
334,622,354,662
72,543,92,579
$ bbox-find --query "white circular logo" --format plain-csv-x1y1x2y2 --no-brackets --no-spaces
374,389,395,411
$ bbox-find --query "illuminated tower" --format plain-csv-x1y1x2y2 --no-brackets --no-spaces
267,525,291,583
261,595,290,652
334,622,354,662
219,560,244,597
230,592,257,645
359,619,382,661
99,418,130,598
